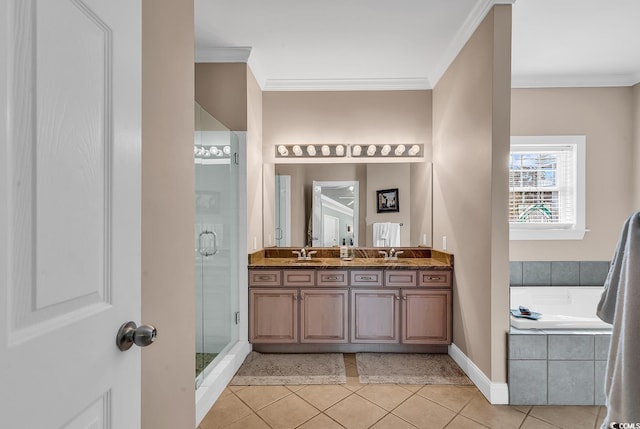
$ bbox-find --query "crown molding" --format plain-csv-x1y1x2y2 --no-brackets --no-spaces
195,47,252,63
262,77,431,91
429,0,516,88
512,73,640,88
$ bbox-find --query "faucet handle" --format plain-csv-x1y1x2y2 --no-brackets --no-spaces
378,250,388,257
292,251,301,257
394,251,404,257
307,250,317,256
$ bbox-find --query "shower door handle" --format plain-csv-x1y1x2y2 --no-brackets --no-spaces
198,231,218,256
116,321,157,351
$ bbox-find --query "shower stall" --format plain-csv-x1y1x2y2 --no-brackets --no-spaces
194,102,240,387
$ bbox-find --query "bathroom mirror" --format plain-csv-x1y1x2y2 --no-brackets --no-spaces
311,181,359,247
266,162,433,248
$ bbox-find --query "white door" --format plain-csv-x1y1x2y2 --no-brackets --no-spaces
0,0,142,428
323,215,340,247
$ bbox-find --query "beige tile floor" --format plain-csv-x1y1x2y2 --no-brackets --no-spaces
199,354,606,429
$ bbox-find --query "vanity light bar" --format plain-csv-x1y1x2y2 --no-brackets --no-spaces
351,144,423,158
275,144,347,158
275,144,423,159
194,145,231,159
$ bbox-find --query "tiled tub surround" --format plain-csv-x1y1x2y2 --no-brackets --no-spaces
509,331,610,405
509,261,610,286
508,260,611,405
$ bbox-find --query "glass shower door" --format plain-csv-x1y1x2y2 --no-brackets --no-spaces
194,103,239,386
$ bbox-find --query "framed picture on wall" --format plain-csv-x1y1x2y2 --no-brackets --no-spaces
376,188,399,213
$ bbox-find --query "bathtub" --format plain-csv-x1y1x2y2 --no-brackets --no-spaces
510,286,612,330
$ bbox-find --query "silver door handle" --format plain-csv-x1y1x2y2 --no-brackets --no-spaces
198,231,218,256
116,321,157,351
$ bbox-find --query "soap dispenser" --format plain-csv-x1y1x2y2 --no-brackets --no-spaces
340,238,348,259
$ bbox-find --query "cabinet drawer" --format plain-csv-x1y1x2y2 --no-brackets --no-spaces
283,270,315,286
418,270,452,287
317,270,349,287
249,270,281,286
350,270,384,287
385,270,417,287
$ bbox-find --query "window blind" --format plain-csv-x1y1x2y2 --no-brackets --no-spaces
509,144,576,226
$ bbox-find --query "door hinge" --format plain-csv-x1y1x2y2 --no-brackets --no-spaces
234,311,240,325
234,152,239,165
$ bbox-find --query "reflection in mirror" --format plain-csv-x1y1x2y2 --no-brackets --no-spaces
269,162,432,248
311,181,359,247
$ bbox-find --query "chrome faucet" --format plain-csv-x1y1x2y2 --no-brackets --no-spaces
292,248,317,260
380,248,404,261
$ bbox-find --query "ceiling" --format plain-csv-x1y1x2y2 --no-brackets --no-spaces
194,0,640,90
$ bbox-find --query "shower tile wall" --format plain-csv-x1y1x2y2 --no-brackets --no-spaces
509,261,610,286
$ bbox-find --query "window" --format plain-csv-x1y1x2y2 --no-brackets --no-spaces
509,136,586,240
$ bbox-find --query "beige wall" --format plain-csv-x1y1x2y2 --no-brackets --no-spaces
263,90,433,248
432,5,511,383
410,162,433,247
141,1,195,428
366,164,411,246
263,90,432,162
247,68,264,251
195,63,248,131
634,83,640,210
510,87,635,261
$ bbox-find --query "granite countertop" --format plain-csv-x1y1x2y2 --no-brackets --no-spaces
248,257,452,270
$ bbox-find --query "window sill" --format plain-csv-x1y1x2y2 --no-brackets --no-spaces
509,228,588,241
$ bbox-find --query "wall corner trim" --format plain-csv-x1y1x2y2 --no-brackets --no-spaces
448,343,509,404
196,47,252,63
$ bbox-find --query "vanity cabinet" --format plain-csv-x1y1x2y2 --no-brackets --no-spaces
249,270,349,344
248,266,452,347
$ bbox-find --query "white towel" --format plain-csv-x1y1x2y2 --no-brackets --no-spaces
373,222,389,247
387,223,401,247
597,211,640,426
373,222,400,247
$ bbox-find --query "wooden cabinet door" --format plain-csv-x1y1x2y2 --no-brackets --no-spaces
402,290,451,344
350,289,400,343
300,289,349,343
249,289,298,343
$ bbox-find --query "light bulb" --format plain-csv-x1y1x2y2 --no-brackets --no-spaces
335,145,345,156
209,147,220,156
381,144,391,156
306,145,316,156
395,144,406,156
321,145,330,156
292,145,303,156
367,145,376,156
408,145,420,156
352,145,362,156
277,145,289,156
223,145,231,155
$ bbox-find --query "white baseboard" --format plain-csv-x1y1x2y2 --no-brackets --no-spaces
448,343,509,404
195,341,251,426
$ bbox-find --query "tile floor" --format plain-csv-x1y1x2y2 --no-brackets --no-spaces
199,354,606,429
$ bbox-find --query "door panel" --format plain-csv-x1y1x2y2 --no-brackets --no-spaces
249,289,298,343
300,289,348,343
0,0,141,427
350,289,400,343
402,290,452,344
